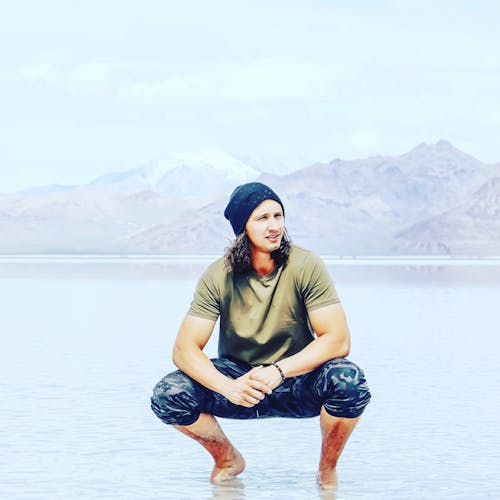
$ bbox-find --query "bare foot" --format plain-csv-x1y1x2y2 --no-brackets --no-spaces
316,468,338,490
210,447,245,483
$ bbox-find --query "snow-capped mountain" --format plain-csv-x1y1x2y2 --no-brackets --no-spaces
1,141,499,255
234,153,310,175
109,141,500,256
90,149,260,197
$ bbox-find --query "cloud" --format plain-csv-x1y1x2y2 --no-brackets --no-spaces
12,59,132,91
117,58,342,106
18,62,55,80
68,61,118,87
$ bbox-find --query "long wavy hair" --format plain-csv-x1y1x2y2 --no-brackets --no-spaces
224,228,292,274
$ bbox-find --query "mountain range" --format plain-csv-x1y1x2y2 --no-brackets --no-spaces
1,141,499,256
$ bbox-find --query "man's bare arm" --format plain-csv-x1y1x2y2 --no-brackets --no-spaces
173,314,272,407
250,303,350,388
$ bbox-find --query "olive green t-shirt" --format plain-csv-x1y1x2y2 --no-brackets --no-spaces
187,246,340,365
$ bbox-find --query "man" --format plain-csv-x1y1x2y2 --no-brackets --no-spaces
151,182,371,488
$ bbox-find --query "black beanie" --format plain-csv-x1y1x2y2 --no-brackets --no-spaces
224,182,284,235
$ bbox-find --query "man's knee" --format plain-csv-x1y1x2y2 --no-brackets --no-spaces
150,370,201,426
317,358,371,418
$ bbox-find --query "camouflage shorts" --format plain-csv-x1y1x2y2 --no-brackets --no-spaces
151,357,371,426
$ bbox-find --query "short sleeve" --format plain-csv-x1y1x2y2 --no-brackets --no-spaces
187,265,221,320
300,252,340,311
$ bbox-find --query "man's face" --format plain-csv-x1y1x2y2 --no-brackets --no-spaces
245,199,284,253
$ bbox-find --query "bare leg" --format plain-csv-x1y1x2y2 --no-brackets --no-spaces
317,407,360,489
174,413,245,483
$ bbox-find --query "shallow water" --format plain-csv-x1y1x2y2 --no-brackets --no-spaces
1,260,499,499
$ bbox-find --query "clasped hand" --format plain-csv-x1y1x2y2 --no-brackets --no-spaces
221,365,283,408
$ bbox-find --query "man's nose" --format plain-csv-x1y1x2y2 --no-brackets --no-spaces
268,217,281,230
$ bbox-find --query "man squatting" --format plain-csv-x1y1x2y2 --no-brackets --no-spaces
151,182,371,487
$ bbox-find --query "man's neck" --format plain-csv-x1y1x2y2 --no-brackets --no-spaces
251,248,275,276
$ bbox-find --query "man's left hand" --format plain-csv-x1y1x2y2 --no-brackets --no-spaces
248,365,283,390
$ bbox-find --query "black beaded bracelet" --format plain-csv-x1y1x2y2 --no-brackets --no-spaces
271,361,286,384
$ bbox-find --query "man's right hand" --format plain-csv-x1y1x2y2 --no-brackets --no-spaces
220,366,273,407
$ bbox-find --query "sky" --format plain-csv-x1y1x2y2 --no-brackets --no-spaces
1,0,500,192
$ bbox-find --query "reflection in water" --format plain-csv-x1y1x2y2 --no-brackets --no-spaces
208,475,340,500
210,477,246,499
317,486,337,500
316,468,338,499
2,258,500,287
207,474,339,500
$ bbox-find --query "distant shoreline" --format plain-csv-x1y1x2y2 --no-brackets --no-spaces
1,254,500,266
